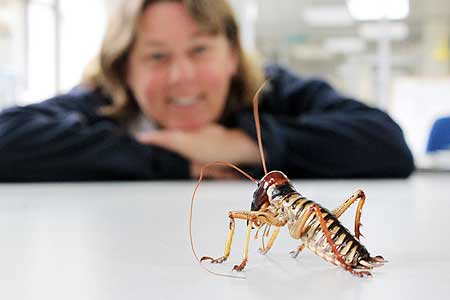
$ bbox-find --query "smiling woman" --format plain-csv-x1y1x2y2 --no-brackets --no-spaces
125,3,238,130
83,0,262,125
0,0,414,181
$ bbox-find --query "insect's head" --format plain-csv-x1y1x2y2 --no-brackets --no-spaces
251,171,296,211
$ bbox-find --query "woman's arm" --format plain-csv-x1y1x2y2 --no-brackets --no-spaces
0,90,189,181
236,65,415,178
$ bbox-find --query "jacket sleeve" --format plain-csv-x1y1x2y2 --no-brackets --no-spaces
0,91,189,181
236,65,415,178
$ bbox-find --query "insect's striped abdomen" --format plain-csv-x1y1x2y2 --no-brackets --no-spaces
282,194,370,268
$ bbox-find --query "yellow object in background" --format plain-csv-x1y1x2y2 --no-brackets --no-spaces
432,38,450,62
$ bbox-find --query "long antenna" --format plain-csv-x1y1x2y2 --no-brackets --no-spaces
189,161,257,279
253,81,269,175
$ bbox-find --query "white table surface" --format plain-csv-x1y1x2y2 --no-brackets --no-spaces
1,172,449,300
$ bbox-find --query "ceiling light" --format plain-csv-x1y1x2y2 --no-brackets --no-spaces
358,22,409,40
290,45,334,61
346,0,409,21
323,37,367,54
302,5,354,27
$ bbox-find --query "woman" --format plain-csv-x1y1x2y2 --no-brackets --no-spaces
0,0,414,181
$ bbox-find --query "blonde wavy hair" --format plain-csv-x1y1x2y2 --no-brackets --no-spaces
82,0,264,121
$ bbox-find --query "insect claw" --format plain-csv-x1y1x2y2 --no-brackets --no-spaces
258,247,268,255
289,250,299,259
353,270,372,278
289,244,305,258
200,256,228,264
363,271,372,278
232,259,247,272
373,255,387,263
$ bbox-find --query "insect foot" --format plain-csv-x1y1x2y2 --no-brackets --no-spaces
232,259,248,272
289,250,299,259
200,256,228,264
352,270,372,278
258,248,269,255
289,244,306,259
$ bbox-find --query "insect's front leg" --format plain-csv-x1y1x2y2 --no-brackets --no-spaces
200,213,236,264
201,210,286,272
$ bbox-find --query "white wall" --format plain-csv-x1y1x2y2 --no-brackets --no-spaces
59,0,107,92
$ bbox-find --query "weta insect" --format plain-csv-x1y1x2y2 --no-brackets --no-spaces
189,83,386,278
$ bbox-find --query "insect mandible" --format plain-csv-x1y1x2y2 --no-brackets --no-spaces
189,82,386,278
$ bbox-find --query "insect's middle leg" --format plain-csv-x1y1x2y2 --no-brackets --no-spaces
289,243,306,258
258,227,281,255
332,189,366,240
289,206,317,259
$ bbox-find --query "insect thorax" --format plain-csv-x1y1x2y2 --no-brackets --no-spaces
251,170,297,211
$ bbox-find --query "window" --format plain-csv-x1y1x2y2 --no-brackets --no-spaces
0,0,107,107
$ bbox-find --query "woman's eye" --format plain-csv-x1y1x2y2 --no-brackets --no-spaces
192,45,208,55
147,53,167,62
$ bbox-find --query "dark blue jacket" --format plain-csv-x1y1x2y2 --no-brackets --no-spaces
0,65,414,181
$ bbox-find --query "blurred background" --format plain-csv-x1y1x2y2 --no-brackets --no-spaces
0,0,449,169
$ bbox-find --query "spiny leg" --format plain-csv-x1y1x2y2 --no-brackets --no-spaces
332,191,387,268
310,204,371,278
332,189,366,240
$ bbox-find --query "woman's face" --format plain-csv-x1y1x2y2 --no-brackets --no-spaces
126,2,238,130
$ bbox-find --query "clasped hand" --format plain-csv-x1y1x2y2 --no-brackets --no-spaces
135,124,260,179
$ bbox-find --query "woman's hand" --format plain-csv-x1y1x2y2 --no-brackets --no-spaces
189,162,241,179
135,124,260,178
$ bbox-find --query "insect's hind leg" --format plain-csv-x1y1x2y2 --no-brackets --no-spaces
310,204,371,278
290,191,366,259
332,189,366,240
